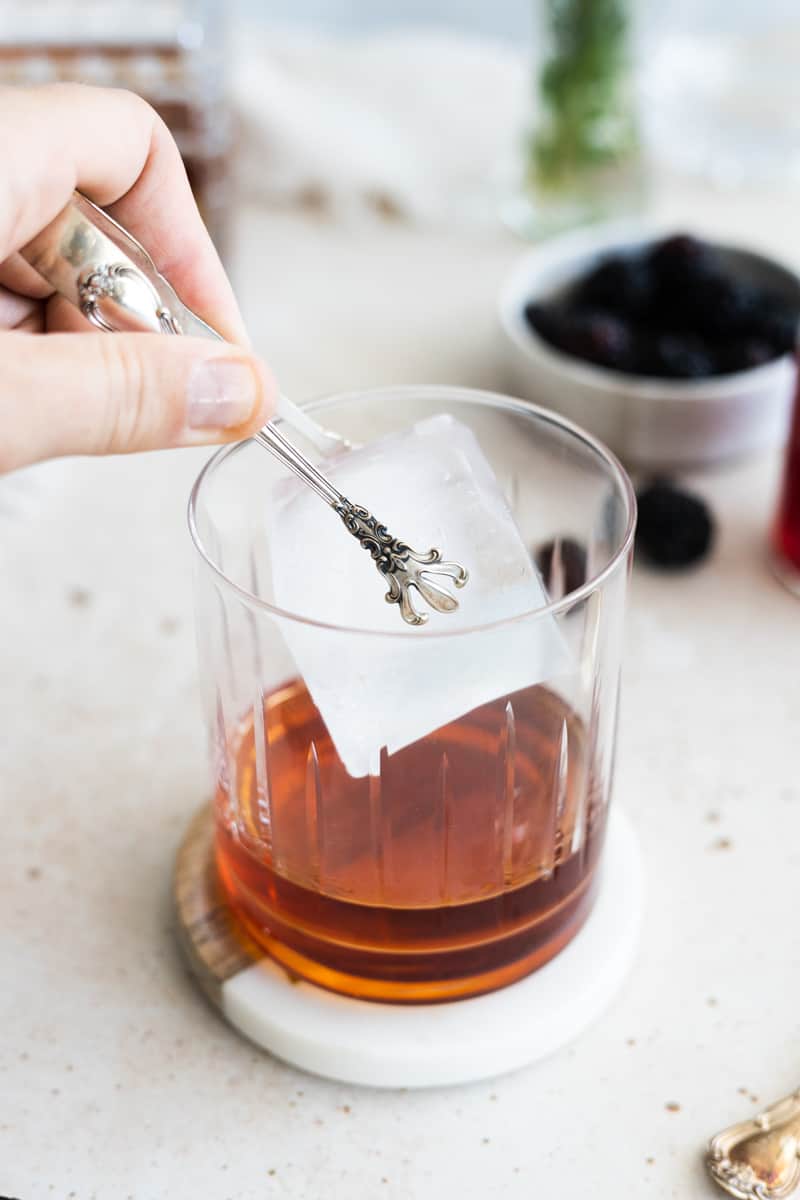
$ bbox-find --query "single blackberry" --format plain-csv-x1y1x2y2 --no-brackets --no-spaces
523,300,562,346
643,333,715,379
571,254,654,317
635,480,714,569
554,310,635,371
683,273,761,339
535,537,588,595
749,301,799,355
713,338,776,374
649,234,716,292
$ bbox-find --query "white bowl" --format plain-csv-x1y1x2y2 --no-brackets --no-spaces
499,221,799,469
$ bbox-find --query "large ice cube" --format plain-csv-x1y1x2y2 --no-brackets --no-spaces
270,414,571,777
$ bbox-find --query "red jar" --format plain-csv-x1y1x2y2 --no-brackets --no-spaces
773,352,800,593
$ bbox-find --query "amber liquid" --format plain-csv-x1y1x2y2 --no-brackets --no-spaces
216,681,606,1003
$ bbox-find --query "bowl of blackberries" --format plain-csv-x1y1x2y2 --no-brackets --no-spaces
500,223,800,467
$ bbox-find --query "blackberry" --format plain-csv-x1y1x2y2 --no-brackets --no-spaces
554,310,635,371
523,300,562,346
714,338,776,374
683,273,760,338
535,537,588,595
635,480,714,569
524,232,798,381
649,234,716,292
750,302,799,355
641,333,715,379
571,254,653,317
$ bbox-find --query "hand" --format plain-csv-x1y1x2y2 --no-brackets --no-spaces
0,83,276,474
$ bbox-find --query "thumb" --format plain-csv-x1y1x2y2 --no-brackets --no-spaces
0,330,276,473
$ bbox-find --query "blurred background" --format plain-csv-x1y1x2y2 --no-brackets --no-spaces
4,0,800,493
4,0,800,257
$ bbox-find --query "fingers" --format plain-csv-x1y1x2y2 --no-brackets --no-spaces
0,331,276,474
1,83,246,343
0,84,272,477
0,285,39,331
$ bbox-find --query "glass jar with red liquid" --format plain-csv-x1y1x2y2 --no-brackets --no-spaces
772,349,800,594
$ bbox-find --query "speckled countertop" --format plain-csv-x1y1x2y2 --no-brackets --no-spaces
2,187,800,1199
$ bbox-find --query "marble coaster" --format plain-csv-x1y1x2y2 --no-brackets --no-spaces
174,805,644,1089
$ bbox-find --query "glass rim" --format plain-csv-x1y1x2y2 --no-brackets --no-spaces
187,385,637,640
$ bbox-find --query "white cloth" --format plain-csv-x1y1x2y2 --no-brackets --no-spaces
232,28,527,225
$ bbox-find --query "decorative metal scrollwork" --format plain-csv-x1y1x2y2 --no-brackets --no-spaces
334,500,468,626
707,1089,800,1199
78,262,182,335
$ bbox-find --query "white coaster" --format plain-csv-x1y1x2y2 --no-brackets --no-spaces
209,808,643,1089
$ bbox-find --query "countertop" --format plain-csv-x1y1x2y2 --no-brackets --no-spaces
2,185,800,1199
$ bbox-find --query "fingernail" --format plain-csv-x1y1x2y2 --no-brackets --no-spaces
186,357,260,430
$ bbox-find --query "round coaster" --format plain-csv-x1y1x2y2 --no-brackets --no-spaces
174,806,644,1089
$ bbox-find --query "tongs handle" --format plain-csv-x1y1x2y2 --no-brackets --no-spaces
20,191,346,458
20,190,222,340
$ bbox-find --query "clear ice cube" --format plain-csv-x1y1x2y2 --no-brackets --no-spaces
270,414,571,777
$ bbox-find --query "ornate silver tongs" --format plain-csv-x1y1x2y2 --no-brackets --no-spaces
20,191,468,626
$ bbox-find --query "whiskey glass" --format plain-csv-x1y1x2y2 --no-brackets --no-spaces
188,386,635,1003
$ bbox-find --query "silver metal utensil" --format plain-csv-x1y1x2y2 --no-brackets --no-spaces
20,191,468,626
707,1088,800,1199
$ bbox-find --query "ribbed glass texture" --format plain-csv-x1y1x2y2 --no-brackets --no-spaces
189,387,635,1002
